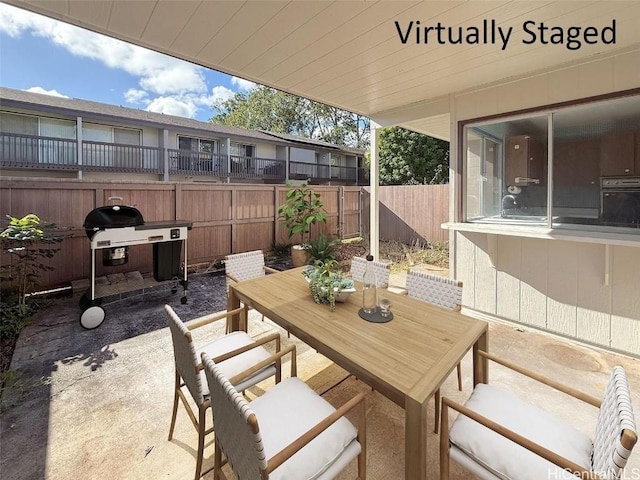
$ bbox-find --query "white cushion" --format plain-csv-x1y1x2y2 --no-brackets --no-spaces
449,383,592,480
251,377,360,480
198,331,275,393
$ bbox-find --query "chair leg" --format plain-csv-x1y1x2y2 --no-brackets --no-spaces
194,405,207,480
214,438,222,480
168,369,180,441
357,399,367,479
456,363,462,391
434,388,441,434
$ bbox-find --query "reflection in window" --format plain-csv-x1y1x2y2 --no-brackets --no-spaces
463,94,640,231
465,116,548,224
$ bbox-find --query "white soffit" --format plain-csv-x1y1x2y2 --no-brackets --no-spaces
6,1,640,138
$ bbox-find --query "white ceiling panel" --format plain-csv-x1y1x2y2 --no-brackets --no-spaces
219,1,332,72
168,1,244,57
243,1,378,78
141,0,201,50
5,0,640,138
196,1,290,65
68,0,111,29
107,0,156,39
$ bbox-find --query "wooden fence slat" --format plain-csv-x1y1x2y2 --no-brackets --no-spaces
1,179,447,289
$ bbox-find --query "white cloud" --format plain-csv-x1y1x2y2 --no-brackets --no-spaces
231,77,257,92
0,3,206,97
124,89,148,104
146,97,197,119
25,87,69,98
0,4,255,120
208,86,235,104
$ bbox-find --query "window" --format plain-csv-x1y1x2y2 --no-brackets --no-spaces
229,142,254,157
1,113,39,163
177,136,218,172
463,93,640,232
230,142,255,174
83,124,141,168
0,113,75,165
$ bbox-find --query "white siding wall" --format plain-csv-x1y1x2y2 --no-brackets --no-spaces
456,232,640,356
451,47,640,357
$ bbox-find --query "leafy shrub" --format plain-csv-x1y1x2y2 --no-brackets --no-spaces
1,214,65,305
271,241,292,258
304,234,340,264
277,183,327,244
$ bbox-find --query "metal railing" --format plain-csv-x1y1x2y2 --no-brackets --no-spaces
82,141,162,173
1,132,362,183
1,132,77,169
168,149,227,176
289,161,357,182
229,155,286,179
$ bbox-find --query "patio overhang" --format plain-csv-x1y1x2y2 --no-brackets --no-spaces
6,1,640,139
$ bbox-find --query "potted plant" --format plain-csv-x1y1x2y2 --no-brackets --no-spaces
277,183,327,267
305,233,340,264
302,260,355,311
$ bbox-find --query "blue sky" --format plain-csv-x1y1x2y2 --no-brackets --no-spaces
0,3,255,122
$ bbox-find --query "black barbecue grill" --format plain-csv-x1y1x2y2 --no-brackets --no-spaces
80,205,192,329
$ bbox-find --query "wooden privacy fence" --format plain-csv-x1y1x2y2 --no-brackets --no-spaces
1,179,449,290
361,185,450,245
0,178,362,289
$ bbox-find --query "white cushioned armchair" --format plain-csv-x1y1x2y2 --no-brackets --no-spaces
202,351,367,479
440,350,637,480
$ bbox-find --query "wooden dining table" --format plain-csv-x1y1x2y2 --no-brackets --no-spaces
227,267,489,480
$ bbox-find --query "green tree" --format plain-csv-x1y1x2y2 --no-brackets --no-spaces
211,86,370,148
377,127,449,185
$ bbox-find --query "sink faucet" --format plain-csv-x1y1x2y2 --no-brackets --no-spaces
502,194,520,216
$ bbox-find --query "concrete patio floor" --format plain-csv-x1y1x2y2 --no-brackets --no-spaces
1,271,638,479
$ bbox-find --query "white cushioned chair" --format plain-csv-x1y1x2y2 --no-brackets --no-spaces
202,351,367,480
225,249,280,331
440,350,637,480
165,304,293,480
406,269,463,432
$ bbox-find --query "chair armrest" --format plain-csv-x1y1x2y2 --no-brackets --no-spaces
227,344,297,385
264,266,280,274
478,350,601,408
209,331,282,365
225,272,240,284
266,391,367,474
441,397,602,480
186,306,245,331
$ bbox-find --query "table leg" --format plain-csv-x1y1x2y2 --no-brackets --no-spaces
227,286,242,332
473,328,489,386
405,397,428,480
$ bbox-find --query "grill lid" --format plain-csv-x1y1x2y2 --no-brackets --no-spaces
83,205,144,238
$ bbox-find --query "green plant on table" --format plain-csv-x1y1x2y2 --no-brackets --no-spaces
303,260,353,311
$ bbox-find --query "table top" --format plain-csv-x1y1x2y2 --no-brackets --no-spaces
231,267,488,407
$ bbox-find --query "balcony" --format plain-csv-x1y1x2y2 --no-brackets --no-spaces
1,132,363,184
289,160,360,184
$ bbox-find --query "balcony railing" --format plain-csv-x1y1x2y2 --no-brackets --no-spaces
1,132,363,183
82,141,163,173
290,161,358,183
168,149,227,176
1,132,78,169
